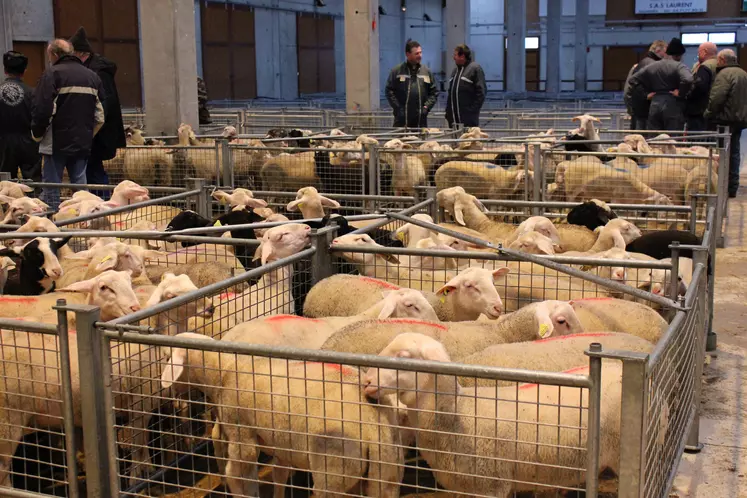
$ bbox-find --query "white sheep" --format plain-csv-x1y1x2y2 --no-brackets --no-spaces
569,114,603,153
212,188,268,211
361,332,623,497
569,297,668,343
145,273,215,335
0,196,48,224
161,333,404,497
0,181,34,199
286,186,340,219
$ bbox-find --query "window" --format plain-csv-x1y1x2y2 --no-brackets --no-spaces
682,32,736,45
504,37,540,49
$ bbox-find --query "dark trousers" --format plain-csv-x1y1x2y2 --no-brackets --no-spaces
86,150,110,200
0,135,41,182
41,154,87,211
630,114,647,131
729,127,743,196
647,94,685,131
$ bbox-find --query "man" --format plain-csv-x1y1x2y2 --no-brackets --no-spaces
705,49,747,198
198,77,212,125
31,39,105,210
0,51,40,181
686,42,718,132
385,40,438,128
624,40,667,130
630,37,693,131
445,44,486,128
69,27,125,199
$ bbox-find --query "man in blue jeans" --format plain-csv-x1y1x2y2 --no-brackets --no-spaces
31,39,105,210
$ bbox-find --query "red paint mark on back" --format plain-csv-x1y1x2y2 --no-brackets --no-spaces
519,365,590,390
266,314,321,323
0,297,39,304
359,276,400,290
292,361,356,376
386,318,447,330
534,332,614,344
570,297,613,304
219,293,236,301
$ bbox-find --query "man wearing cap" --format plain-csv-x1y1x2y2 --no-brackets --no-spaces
629,37,693,131
0,51,40,181
69,27,125,199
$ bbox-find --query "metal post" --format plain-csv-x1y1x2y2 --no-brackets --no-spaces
310,226,338,284
189,178,209,219
368,144,379,197
584,343,603,498
360,144,367,195
685,257,708,453
219,139,233,188
424,186,438,222
532,144,542,215
53,300,79,498
68,304,118,497
523,143,530,202
669,241,681,302
689,195,698,233
715,130,729,248
0,172,10,182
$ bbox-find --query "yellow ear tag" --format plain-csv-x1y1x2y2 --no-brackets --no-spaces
539,324,550,338
214,220,222,227
298,203,304,209
396,232,405,241
100,255,112,264
218,197,226,205
439,288,449,303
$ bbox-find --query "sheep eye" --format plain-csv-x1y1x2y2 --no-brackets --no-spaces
557,318,566,325
100,285,111,292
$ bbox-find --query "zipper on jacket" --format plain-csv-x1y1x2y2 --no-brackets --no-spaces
455,65,464,125
417,70,423,127
404,66,411,128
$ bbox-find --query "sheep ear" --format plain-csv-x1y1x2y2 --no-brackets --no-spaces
260,242,274,265
58,279,96,293
320,196,340,208
161,349,186,389
286,199,303,212
212,191,230,204
610,230,626,249
473,198,487,213
453,204,466,226
381,254,400,264
142,250,167,261
536,237,556,255
393,224,409,243
95,253,118,272
435,283,457,297
534,303,555,339
52,236,72,249
0,257,16,271
377,296,399,319
492,267,510,280
244,198,268,208
0,194,15,205
145,285,165,307
0,246,20,257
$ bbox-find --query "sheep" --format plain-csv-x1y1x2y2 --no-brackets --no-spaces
303,270,507,322
458,331,654,387
161,333,403,498
0,237,71,295
0,196,48,224
211,188,267,211
0,257,15,293
437,187,598,251
286,186,340,218
561,218,642,255
321,300,583,360
507,231,560,255
455,126,489,150
563,114,603,153
0,181,34,199
58,180,149,210
122,135,175,187
392,213,437,247
55,242,164,289
625,229,702,260
220,288,437,348
144,261,246,290
144,273,215,335
569,297,668,342
566,199,618,231
53,198,118,230
260,150,319,194
361,333,623,497
434,161,532,201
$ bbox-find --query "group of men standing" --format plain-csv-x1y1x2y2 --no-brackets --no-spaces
625,37,747,196
0,27,125,209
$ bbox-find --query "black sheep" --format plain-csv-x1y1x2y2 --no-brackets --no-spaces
288,129,312,149
625,230,703,260
567,200,618,231
0,237,72,295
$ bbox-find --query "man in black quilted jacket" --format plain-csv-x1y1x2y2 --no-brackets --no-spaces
31,39,105,210
385,40,438,129
445,44,486,128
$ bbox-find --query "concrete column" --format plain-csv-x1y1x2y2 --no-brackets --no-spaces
545,0,562,94
0,1,13,56
140,0,199,136
574,0,588,91
444,0,471,76
344,0,380,111
505,0,526,93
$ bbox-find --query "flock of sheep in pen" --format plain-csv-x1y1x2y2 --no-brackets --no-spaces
101,114,717,205
0,114,712,496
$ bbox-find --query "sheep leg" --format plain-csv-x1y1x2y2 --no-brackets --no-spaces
309,433,365,497
0,410,27,487
363,441,404,498
225,440,260,497
270,458,292,498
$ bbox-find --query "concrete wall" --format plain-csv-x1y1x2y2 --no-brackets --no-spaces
9,0,54,42
471,0,504,91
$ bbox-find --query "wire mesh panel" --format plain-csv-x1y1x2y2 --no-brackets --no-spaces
110,145,221,187
93,330,604,498
0,319,77,497
240,111,326,134
642,267,706,498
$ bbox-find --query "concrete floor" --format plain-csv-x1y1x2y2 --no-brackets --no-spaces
671,154,747,497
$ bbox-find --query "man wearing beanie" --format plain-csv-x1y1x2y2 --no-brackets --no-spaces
69,27,125,199
0,51,40,181
628,37,693,131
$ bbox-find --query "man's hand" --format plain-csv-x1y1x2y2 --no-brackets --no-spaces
670,89,680,97
647,92,655,101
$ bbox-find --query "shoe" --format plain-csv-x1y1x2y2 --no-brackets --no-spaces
729,192,738,198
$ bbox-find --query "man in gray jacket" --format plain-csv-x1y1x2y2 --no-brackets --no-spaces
624,40,667,130
629,38,693,131
445,44,486,128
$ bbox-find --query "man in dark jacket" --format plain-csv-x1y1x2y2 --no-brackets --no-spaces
197,77,211,125
624,40,667,130
629,38,693,131
0,51,40,181
686,42,718,132
445,44,486,128
32,39,105,210
385,40,438,128
705,49,747,198
69,27,126,199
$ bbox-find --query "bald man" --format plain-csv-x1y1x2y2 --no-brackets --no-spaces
686,41,718,132
706,49,747,197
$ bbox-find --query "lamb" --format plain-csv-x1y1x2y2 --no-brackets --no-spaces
144,273,215,335
162,333,403,497
569,297,668,343
55,242,164,289
0,237,71,295
0,257,15,293
53,198,117,229
321,300,582,360
434,161,532,201
220,288,437,347
563,114,603,153
625,230,702,260
260,150,319,194
123,136,175,187
504,216,561,246
507,231,560,255
561,218,642,255
0,181,34,199
361,333,623,497
437,187,598,251
0,196,48,224
58,180,149,210
286,186,340,218
392,213,437,247
459,331,654,387
455,126,489,149
566,199,618,231
173,123,219,183
144,261,246,290
211,188,267,210
303,271,507,322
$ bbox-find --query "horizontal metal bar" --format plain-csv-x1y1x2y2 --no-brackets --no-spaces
478,198,693,213
548,149,715,160
163,214,389,236
99,329,591,388
350,199,434,235
329,244,673,269
19,181,185,193
0,488,64,498
252,190,417,202
105,247,316,325
55,189,201,227
0,318,58,334
386,212,683,310
0,229,259,247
